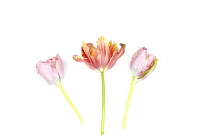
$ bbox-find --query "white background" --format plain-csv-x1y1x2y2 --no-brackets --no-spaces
0,0,210,140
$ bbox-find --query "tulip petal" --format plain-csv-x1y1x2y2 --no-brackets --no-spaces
108,41,118,57
73,55,96,70
130,47,147,76
97,36,111,67
36,62,60,85
142,54,155,72
106,43,126,70
82,42,93,63
118,43,126,58
106,52,119,70
81,46,91,63
138,58,158,80
82,42,102,70
55,54,64,79
89,45,102,69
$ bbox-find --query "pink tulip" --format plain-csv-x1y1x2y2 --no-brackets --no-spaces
130,47,158,80
36,54,84,125
122,47,157,130
36,54,64,85
73,36,126,72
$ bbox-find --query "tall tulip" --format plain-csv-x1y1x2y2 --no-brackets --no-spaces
73,36,126,135
36,54,84,125
122,47,158,129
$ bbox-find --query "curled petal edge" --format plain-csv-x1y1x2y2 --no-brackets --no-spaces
137,58,158,81
118,43,126,58
73,55,97,70
106,43,126,70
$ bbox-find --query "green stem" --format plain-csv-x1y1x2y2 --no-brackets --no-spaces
122,76,136,129
58,84,84,125
100,71,105,135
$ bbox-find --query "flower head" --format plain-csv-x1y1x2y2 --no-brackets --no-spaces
36,54,64,85
73,36,126,72
130,47,157,80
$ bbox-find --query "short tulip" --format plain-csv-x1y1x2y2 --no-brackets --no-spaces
36,54,84,125
36,54,64,85
130,47,157,81
122,47,158,129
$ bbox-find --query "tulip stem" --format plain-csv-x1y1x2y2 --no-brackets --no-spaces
58,84,84,125
100,71,106,135
122,76,136,129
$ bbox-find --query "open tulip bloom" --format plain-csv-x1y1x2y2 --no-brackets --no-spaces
36,54,84,125
122,47,158,129
73,36,126,135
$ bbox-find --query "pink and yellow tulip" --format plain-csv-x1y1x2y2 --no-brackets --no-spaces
73,36,125,72
73,36,126,135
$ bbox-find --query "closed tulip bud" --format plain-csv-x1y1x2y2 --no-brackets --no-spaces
36,54,64,85
122,47,158,129
36,54,84,125
130,47,158,80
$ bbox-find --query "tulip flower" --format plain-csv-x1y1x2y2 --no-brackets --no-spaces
122,47,158,129
36,54,84,125
73,36,126,135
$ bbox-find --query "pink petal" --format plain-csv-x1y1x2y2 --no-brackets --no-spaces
142,54,155,72
55,54,64,79
106,52,119,70
139,58,158,80
36,62,60,85
73,55,97,70
130,47,147,76
118,43,126,58
108,41,118,57
74,42,102,71
106,43,126,70
89,46,102,70
82,42,94,64
97,36,111,67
